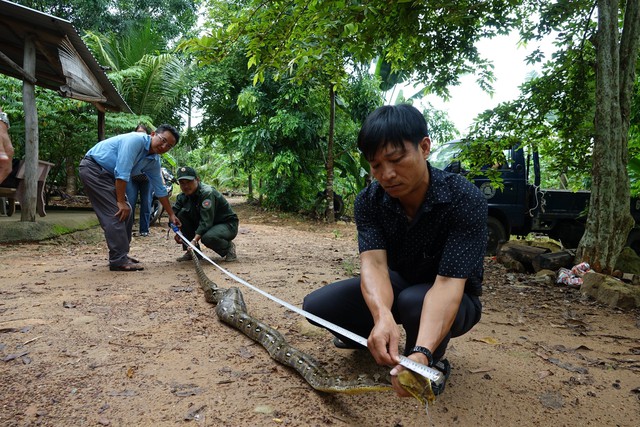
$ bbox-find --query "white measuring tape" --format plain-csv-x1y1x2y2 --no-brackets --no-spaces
171,225,444,385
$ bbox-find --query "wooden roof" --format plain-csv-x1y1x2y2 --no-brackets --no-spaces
0,0,131,113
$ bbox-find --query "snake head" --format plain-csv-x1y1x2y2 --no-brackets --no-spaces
397,370,436,406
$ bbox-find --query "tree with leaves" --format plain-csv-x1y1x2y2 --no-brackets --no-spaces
580,0,640,272
186,0,514,221
470,0,640,272
12,0,200,43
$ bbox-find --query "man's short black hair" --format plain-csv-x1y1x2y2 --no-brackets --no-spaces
156,124,180,145
357,104,430,161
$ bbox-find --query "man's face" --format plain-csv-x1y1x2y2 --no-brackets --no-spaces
368,138,431,199
178,178,199,196
150,131,176,154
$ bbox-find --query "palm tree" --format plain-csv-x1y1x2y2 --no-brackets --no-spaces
83,19,187,123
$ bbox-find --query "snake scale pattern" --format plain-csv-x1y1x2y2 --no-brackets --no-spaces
190,248,434,405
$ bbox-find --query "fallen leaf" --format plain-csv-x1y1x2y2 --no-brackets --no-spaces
468,367,493,374
126,366,136,378
537,370,554,379
474,337,500,345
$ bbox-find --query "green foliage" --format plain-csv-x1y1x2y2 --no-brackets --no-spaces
83,24,188,127
0,75,146,192
341,71,385,125
421,102,460,147
262,150,315,212
13,0,200,43
467,0,640,192
181,1,502,214
179,33,380,212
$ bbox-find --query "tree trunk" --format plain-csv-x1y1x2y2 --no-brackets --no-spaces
65,158,76,196
577,0,640,273
21,35,38,222
325,85,336,223
247,173,254,201
97,110,105,142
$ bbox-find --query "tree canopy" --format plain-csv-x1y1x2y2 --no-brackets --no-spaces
4,0,639,270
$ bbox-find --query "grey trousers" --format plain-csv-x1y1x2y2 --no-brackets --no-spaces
79,157,133,266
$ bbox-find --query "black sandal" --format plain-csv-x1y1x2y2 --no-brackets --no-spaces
109,263,144,272
333,336,365,350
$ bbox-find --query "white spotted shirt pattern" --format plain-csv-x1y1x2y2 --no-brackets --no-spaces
355,162,488,295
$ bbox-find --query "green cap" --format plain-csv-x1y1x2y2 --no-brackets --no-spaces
177,166,197,180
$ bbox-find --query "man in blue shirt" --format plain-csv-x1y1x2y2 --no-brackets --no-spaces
303,104,487,398
79,124,181,271
127,124,153,237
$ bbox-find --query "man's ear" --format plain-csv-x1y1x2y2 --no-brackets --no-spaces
420,137,431,159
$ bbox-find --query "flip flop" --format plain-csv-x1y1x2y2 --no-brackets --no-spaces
109,263,144,272
128,256,140,264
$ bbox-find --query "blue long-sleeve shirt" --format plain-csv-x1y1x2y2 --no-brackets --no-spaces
85,132,167,197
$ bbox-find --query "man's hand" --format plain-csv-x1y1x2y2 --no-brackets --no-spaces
174,233,183,244
115,201,131,222
389,352,431,397
360,249,399,366
171,216,181,228
367,313,401,366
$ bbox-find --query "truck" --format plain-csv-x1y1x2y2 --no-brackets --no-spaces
429,140,640,255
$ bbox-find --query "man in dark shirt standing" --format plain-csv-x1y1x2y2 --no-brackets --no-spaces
303,104,487,398
172,166,239,262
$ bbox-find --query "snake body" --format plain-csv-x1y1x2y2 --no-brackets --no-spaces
191,249,434,403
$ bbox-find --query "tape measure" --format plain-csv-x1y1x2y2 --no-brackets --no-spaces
171,225,444,385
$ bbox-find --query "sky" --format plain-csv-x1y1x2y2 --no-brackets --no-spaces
403,33,556,135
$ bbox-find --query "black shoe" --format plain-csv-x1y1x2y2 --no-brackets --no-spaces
333,336,365,350
431,359,451,396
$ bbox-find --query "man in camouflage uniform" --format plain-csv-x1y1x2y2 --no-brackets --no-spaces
172,166,239,262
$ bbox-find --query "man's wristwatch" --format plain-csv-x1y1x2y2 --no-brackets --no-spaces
0,111,9,129
409,345,434,366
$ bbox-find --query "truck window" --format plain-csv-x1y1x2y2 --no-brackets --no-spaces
496,149,513,170
430,143,462,170
431,141,515,172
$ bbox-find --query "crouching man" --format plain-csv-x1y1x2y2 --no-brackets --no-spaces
302,104,487,398
173,166,239,262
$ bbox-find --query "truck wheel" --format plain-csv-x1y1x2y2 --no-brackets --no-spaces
626,229,640,256
333,194,345,218
486,217,507,256
6,198,15,216
315,191,345,219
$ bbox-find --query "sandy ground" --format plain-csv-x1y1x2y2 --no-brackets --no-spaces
1,199,639,427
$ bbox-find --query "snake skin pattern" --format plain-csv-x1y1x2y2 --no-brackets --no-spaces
190,248,434,404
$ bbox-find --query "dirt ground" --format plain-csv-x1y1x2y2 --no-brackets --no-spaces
1,199,639,427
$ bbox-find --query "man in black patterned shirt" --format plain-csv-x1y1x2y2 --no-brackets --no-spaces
303,104,487,398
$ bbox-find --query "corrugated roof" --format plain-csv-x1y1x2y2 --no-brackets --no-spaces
0,0,131,113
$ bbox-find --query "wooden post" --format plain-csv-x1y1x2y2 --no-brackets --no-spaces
21,34,38,222
98,110,105,141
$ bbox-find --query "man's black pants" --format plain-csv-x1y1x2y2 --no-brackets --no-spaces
302,270,482,362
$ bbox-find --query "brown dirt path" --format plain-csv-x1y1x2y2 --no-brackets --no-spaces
1,200,639,426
